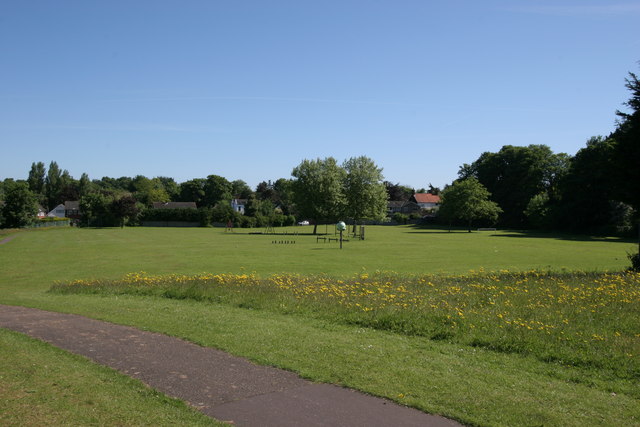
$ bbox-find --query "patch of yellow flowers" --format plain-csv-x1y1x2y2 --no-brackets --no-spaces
55,269,640,356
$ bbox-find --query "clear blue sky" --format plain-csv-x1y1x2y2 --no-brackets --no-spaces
1,1,638,190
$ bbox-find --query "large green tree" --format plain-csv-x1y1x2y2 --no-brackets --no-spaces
342,156,387,224
438,178,502,232
27,162,46,196
291,157,346,234
79,192,113,227
78,173,93,198
384,181,414,201
132,176,170,207
611,71,640,213
203,175,232,208
111,194,140,228
44,161,62,210
273,178,295,215
554,136,621,232
231,180,253,199
459,145,568,227
1,181,37,228
178,179,206,206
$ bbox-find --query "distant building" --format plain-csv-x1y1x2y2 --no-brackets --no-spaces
36,205,47,218
47,204,66,218
410,193,441,211
231,199,247,215
64,201,81,219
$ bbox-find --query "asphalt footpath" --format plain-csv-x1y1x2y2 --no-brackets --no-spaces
0,304,462,426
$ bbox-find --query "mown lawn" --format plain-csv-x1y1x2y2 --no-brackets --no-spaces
1,226,638,426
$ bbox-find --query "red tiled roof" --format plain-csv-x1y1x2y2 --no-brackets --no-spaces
413,193,441,203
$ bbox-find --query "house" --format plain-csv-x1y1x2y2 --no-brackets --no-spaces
47,204,66,218
387,201,405,215
64,201,81,219
231,199,247,215
410,193,441,211
152,202,197,209
36,205,47,218
387,200,420,215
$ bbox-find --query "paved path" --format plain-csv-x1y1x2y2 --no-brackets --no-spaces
0,305,462,426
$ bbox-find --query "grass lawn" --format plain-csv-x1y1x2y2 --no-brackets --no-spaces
0,328,220,426
1,225,638,426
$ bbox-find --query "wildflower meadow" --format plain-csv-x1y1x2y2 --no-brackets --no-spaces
52,268,640,386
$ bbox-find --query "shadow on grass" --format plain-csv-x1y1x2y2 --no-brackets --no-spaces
406,224,637,244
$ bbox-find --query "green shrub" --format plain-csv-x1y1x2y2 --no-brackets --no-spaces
392,212,408,224
629,251,640,271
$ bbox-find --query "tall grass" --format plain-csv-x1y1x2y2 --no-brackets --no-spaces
51,269,640,389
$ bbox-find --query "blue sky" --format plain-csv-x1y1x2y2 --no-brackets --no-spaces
1,1,638,190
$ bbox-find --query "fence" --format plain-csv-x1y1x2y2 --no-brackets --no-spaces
30,219,71,228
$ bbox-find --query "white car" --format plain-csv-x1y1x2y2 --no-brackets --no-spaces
298,220,310,225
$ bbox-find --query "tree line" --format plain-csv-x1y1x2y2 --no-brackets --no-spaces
0,156,391,231
438,68,639,235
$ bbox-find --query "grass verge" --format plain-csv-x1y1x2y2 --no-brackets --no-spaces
0,327,222,426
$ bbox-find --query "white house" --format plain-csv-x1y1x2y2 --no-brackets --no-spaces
231,199,246,215
47,204,66,218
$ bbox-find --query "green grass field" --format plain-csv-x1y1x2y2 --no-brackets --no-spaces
1,226,639,426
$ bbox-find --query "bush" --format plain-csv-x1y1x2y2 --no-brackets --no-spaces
285,214,296,226
241,216,256,228
197,207,212,227
629,251,640,272
392,213,408,224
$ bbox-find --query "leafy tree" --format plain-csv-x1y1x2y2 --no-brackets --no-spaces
384,181,414,201
427,184,442,195
58,170,80,202
27,162,46,197
1,181,37,228
342,156,387,224
44,161,62,210
459,145,567,227
211,202,236,223
255,181,276,201
554,136,618,232
96,176,134,192
291,157,346,234
178,179,206,206
231,179,253,199
611,71,640,212
132,176,170,207
79,192,112,226
203,175,232,207
111,194,139,227
156,177,180,201
524,192,552,229
438,178,502,232
78,173,93,198
245,194,275,218
273,178,295,214
0,178,12,200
